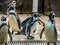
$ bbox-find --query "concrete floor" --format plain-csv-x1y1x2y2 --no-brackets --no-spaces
0,14,60,41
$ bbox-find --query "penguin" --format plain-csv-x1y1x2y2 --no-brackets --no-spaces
20,13,43,27
40,11,57,45
19,15,33,35
8,7,21,34
7,1,21,34
0,16,12,45
20,13,44,40
7,0,16,15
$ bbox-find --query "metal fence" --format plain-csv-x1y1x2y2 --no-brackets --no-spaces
2,40,60,45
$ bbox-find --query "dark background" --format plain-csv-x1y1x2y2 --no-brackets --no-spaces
0,0,60,16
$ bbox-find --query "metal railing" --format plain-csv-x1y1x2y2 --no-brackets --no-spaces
2,40,60,45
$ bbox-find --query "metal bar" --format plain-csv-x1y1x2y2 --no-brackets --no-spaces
32,0,38,12
5,40,60,45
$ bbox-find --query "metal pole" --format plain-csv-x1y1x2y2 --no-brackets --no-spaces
32,0,38,13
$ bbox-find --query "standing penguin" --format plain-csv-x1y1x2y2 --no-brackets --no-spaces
8,7,19,32
7,1,21,34
8,7,20,33
40,11,57,45
0,16,12,45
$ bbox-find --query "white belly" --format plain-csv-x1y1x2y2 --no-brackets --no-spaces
0,26,8,44
45,22,56,42
8,15,20,32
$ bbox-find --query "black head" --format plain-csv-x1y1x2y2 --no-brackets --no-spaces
33,13,40,17
1,16,6,21
49,11,55,24
9,7,14,11
49,11,55,20
9,7,16,15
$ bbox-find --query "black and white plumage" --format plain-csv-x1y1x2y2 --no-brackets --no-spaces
40,11,57,45
21,16,31,27
21,13,40,27
45,11,57,45
26,18,39,39
0,16,12,45
8,7,20,32
20,13,41,39
7,1,21,35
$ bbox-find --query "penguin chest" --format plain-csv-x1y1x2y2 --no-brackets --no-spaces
8,15,19,32
45,22,56,42
0,26,8,44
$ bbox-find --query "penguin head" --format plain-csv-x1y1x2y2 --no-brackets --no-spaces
48,11,55,24
9,7,16,16
33,13,40,18
49,11,55,20
1,16,6,21
9,7,14,11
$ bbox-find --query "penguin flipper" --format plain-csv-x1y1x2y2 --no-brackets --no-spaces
40,26,45,39
54,25,57,41
38,18,44,25
8,29,12,42
21,17,31,26
17,18,21,29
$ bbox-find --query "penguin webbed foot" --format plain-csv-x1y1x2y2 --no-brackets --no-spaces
27,36,34,40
